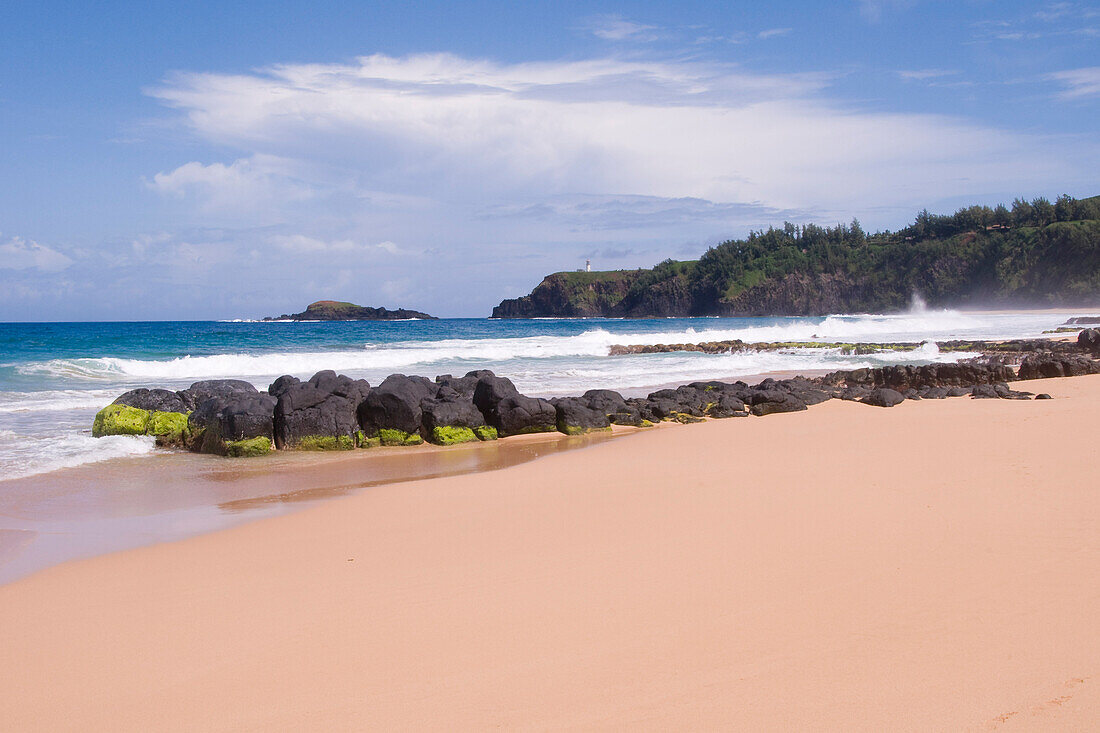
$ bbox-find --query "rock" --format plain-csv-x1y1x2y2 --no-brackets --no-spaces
471,376,555,436
271,370,370,450
113,388,189,414
923,386,950,399
188,393,276,455
92,404,152,437
434,370,494,399
581,389,644,425
947,386,971,397
862,388,905,408
421,392,489,445
91,403,191,447
495,395,557,437
1035,393,1052,399
748,389,807,416
840,386,870,402
553,398,611,435
472,375,521,421
705,392,747,418
970,384,999,399
1078,328,1100,353
176,379,260,412
357,374,435,439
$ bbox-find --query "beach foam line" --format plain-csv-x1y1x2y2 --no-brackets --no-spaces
0,430,155,482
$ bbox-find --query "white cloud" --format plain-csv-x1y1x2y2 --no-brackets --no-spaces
0,236,73,272
148,154,314,211
758,28,793,39
1048,66,1100,99
148,52,1092,214
587,15,658,41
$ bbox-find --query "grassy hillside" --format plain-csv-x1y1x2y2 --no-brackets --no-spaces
493,194,1100,317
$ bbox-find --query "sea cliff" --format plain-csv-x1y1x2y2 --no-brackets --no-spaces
493,195,1100,318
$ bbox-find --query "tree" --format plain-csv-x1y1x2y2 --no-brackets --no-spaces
1012,198,1035,227
1032,197,1055,226
1054,194,1076,222
992,204,1011,228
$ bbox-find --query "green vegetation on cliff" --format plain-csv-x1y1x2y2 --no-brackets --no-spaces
493,194,1100,317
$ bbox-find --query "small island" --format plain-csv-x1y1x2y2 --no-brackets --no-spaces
265,300,437,321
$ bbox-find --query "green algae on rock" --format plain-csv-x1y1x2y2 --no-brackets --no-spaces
378,428,424,446
225,436,273,457
295,435,356,451
429,426,478,445
473,425,498,441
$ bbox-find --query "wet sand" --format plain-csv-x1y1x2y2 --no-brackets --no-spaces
0,429,620,584
1,374,1098,730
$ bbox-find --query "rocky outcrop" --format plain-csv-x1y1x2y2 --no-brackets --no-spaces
266,300,436,321
90,338,1100,458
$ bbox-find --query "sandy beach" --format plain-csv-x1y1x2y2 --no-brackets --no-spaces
2,374,1098,730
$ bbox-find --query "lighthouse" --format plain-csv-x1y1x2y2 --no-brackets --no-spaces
585,259,591,272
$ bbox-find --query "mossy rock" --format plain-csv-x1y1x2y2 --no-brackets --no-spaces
225,436,273,457
669,412,705,424
429,426,478,445
474,425,498,441
378,428,423,446
509,424,556,436
149,411,190,446
92,404,151,437
295,434,355,451
557,424,612,436
358,436,382,449
639,419,654,428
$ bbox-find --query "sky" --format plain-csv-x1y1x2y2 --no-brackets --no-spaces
1,1,1097,320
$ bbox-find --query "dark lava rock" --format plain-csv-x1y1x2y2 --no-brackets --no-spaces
270,370,370,449
705,392,747,418
113,388,189,414
862,388,905,408
947,386,971,397
188,392,276,455
357,374,435,435
554,397,611,435
1078,328,1100,354
421,392,487,433
435,370,495,399
970,384,999,399
495,395,557,436
581,389,644,425
748,389,807,416
1017,353,1100,380
840,386,870,402
472,375,556,436
923,386,950,399
179,379,260,412
473,375,521,420
1035,393,1052,399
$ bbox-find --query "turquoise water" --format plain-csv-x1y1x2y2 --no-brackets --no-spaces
0,311,1071,480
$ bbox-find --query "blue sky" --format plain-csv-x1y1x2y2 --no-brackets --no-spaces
1,0,1097,320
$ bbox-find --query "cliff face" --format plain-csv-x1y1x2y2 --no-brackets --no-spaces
268,300,437,321
492,272,640,318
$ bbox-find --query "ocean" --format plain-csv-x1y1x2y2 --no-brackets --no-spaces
0,309,1078,483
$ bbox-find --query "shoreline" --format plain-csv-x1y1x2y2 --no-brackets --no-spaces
0,426,631,586
1,373,1097,729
